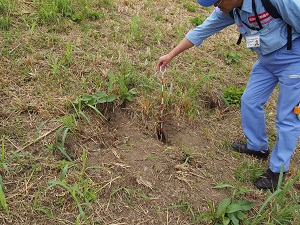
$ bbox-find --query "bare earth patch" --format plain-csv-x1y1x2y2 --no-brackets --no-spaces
72,108,235,224
1,0,300,224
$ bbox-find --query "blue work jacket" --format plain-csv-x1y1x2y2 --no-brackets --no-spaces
186,0,300,55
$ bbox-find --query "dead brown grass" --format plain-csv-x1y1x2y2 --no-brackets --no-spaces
0,0,300,224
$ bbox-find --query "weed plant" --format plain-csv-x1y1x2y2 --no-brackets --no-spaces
222,84,245,108
1,0,300,224
198,169,300,225
190,15,206,26
0,137,9,217
183,2,198,12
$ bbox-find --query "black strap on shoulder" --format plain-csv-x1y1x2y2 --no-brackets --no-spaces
287,25,292,50
228,10,234,19
261,0,281,18
261,0,292,50
252,0,263,29
228,9,243,45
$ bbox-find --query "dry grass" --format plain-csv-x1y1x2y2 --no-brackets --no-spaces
0,0,300,224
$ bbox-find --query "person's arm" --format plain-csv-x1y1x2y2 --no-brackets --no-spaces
157,8,235,71
157,38,194,70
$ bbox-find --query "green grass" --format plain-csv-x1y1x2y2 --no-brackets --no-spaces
1,0,300,224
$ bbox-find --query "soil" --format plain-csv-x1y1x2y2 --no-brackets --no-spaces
83,107,234,224
59,105,261,224
70,105,300,224
1,98,300,224
1,0,300,223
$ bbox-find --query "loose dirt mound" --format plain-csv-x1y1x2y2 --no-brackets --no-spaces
76,108,238,224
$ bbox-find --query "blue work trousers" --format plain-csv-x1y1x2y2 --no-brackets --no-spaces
241,38,300,173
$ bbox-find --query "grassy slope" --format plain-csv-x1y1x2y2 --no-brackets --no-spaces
0,0,300,224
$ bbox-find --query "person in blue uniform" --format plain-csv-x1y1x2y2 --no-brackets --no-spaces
157,0,300,190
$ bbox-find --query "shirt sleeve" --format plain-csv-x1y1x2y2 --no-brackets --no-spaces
185,8,235,46
272,0,300,34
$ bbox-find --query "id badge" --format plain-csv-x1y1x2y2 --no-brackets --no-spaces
245,34,260,48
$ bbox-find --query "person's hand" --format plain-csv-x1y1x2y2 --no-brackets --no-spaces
156,38,193,71
157,54,173,71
